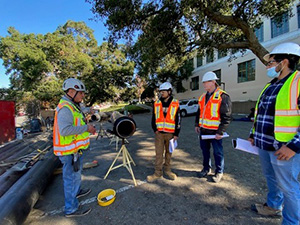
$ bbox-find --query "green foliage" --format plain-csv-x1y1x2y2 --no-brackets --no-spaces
83,42,135,105
88,0,295,67
33,76,63,109
0,21,135,108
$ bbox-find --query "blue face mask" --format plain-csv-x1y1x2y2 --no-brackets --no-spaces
266,61,282,78
267,66,280,78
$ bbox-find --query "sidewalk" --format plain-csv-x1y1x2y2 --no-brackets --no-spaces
24,113,281,225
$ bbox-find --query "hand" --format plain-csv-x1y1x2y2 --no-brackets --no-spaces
173,136,178,141
215,134,222,140
248,138,254,146
87,124,96,134
155,131,159,135
195,127,200,134
274,145,296,161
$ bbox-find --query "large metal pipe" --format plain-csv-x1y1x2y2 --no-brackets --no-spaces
0,150,59,225
113,116,136,139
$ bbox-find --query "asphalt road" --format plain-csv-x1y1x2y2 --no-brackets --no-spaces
24,113,281,225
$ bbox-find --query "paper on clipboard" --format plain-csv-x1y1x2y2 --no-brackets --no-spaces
232,138,259,155
169,138,178,153
201,132,229,140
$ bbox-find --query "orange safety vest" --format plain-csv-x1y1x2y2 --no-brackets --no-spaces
154,99,179,133
198,88,224,130
53,99,90,156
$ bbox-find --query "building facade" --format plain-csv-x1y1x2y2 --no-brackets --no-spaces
174,2,300,113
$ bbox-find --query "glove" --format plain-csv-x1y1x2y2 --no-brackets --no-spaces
72,153,80,172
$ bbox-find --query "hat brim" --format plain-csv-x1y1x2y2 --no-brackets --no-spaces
263,53,270,61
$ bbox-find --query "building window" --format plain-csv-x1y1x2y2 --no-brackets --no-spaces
213,69,221,83
271,13,289,38
298,5,300,28
206,49,214,63
218,50,227,59
238,59,256,83
190,76,199,91
254,23,264,42
197,54,203,67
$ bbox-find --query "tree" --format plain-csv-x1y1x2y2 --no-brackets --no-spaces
83,42,135,105
0,27,52,91
134,75,145,102
0,21,135,107
87,0,295,66
33,76,63,109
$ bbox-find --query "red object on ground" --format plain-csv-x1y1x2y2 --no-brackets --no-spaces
0,101,15,145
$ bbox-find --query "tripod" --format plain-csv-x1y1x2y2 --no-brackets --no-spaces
104,138,137,186
96,122,110,140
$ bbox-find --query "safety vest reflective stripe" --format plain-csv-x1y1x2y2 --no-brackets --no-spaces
53,137,89,151
201,119,220,128
53,115,60,146
289,71,299,109
170,106,176,121
155,106,160,119
156,122,176,129
211,103,218,117
275,109,299,116
274,126,298,133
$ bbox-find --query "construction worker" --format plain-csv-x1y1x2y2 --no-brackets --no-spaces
53,78,96,217
147,82,181,182
249,42,300,225
195,72,232,183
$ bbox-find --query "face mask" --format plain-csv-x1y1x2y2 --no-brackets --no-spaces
266,61,282,78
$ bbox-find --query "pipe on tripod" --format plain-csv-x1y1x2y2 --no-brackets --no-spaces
0,150,60,225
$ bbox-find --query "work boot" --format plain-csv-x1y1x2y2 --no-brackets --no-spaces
251,203,282,217
147,173,162,182
212,173,223,183
165,170,177,180
197,169,211,178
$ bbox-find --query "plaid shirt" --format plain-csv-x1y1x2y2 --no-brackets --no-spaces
252,71,300,153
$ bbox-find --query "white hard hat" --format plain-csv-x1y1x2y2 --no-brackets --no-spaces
202,71,219,82
159,82,172,91
62,78,86,92
264,42,300,61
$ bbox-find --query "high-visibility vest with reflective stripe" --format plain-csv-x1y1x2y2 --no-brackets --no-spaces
154,99,179,133
253,70,300,142
198,88,224,130
53,99,90,156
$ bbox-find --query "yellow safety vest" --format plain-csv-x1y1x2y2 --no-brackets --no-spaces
253,70,300,142
53,99,90,156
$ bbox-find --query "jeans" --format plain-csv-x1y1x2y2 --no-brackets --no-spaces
59,154,83,215
258,148,300,225
199,138,224,174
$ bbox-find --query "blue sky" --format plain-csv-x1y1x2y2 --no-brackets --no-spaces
0,0,107,88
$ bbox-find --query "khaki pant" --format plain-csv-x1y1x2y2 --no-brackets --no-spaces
154,132,174,176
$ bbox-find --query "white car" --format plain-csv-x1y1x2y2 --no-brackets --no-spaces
179,99,199,117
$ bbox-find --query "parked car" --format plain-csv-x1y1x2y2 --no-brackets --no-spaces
179,99,199,117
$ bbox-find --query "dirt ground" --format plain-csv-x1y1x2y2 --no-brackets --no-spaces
24,113,282,225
